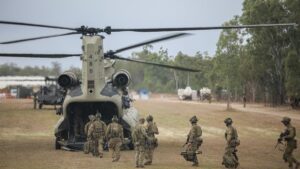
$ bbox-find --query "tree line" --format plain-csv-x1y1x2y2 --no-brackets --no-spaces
0,0,299,107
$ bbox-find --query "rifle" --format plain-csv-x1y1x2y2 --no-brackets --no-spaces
182,135,190,147
275,130,289,149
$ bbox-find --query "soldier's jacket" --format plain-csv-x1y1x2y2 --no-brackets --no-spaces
188,124,202,143
283,124,297,148
84,120,93,135
132,124,148,146
88,120,107,139
225,125,239,147
146,121,159,137
106,122,124,140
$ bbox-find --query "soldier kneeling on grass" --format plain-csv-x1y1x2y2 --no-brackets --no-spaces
181,116,203,167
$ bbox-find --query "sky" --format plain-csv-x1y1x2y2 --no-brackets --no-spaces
0,0,244,70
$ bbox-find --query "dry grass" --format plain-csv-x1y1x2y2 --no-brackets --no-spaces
0,98,299,169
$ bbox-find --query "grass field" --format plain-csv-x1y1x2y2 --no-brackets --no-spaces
0,98,299,169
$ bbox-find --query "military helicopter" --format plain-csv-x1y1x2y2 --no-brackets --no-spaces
0,21,296,150
33,76,66,109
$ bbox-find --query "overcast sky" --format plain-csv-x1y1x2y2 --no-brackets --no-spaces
0,0,243,70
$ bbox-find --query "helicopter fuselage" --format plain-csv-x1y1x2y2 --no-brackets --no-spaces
54,36,137,150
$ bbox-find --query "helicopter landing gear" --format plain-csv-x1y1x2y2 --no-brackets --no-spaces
55,137,61,150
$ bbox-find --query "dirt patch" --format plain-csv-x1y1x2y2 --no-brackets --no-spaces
0,98,299,169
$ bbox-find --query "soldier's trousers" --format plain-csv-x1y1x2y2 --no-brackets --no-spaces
108,138,122,161
135,145,145,167
223,146,239,168
145,147,154,164
283,145,298,167
93,137,104,156
83,138,93,154
187,142,199,165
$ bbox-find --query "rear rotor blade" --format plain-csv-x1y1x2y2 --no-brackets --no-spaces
110,23,297,32
0,53,81,58
112,55,200,72
0,32,79,44
0,21,76,31
106,33,191,56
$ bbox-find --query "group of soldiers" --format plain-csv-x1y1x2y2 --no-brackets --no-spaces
84,113,124,161
82,112,298,169
183,115,299,169
83,113,159,168
132,115,159,168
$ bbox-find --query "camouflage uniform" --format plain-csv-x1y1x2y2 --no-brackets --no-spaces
222,118,239,169
83,115,95,154
106,115,124,162
185,116,202,166
88,113,107,158
144,115,159,165
279,117,299,169
132,118,149,168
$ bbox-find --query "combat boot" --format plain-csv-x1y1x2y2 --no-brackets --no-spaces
144,161,152,165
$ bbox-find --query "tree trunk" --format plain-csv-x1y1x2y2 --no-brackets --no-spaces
227,91,231,110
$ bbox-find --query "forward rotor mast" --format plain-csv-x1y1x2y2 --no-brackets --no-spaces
82,36,105,97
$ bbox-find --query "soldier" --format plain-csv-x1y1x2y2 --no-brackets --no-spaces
278,117,299,169
132,118,149,168
88,113,107,158
83,115,95,154
222,118,240,169
144,115,159,165
106,115,124,162
184,116,203,167
242,95,246,108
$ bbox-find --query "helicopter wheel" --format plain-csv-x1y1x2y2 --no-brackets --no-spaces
55,137,61,150
128,141,134,150
39,103,43,109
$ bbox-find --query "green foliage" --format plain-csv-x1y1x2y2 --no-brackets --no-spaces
0,62,62,76
285,50,300,97
1,0,299,105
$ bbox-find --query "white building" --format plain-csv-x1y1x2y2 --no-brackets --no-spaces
0,76,47,89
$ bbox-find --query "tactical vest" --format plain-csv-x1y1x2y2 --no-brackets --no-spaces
147,122,158,137
92,121,105,137
109,123,121,138
194,125,202,138
133,125,146,143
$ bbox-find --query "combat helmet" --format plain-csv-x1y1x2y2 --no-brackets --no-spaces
95,112,102,119
146,115,153,122
189,116,198,123
88,115,95,121
224,117,233,125
112,115,118,122
139,117,145,124
281,116,291,124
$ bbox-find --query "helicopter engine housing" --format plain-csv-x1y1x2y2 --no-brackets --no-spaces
112,69,131,88
57,71,79,88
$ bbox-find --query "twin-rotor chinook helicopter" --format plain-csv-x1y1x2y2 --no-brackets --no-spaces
0,21,297,150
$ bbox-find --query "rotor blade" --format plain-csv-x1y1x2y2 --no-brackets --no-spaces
112,55,200,72
0,21,76,31
0,53,81,58
0,32,79,44
110,23,297,32
106,33,191,56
